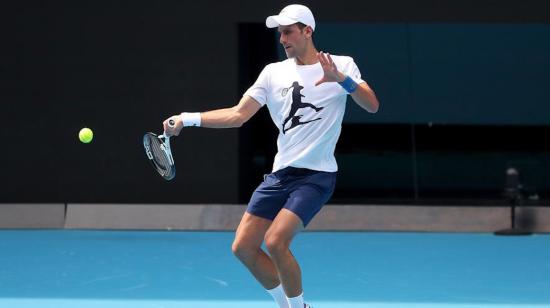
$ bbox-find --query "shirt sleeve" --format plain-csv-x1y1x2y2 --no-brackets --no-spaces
243,64,271,106
343,58,365,85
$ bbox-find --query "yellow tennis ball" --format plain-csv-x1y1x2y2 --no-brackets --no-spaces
79,127,93,144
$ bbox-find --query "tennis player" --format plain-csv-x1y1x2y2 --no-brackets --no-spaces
164,4,379,308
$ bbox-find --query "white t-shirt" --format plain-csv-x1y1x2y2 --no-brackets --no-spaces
244,56,365,173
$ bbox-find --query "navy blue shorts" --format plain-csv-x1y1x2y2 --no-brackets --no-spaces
246,167,337,227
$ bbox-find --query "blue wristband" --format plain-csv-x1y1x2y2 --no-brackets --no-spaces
338,75,358,93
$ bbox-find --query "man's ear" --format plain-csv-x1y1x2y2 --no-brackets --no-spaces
305,26,314,38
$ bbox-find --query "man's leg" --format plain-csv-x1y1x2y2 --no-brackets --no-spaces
264,208,305,298
231,212,279,289
233,212,291,308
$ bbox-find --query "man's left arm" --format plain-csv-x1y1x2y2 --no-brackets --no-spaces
338,73,379,113
315,52,379,113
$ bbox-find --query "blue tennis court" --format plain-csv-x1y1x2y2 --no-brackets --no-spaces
1,230,548,307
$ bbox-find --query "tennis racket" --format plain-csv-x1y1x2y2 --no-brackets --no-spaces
282,87,289,96
143,119,176,180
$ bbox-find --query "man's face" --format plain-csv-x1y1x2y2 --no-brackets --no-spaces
278,24,311,58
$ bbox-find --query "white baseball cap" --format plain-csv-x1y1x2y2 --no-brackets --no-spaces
266,4,316,31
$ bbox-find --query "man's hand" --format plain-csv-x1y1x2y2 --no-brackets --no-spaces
163,115,183,136
314,52,346,86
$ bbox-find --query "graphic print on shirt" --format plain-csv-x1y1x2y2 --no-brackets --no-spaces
282,81,324,134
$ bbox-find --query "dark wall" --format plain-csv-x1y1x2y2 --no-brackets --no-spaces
2,0,550,203
2,2,242,203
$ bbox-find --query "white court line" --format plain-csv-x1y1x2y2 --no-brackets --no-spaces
1,299,548,308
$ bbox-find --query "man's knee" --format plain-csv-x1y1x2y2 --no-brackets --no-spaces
232,239,259,261
264,233,290,258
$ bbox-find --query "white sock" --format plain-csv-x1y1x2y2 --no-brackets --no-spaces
287,292,304,308
267,284,289,308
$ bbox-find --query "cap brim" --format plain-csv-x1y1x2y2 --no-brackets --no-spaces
266,15,297,28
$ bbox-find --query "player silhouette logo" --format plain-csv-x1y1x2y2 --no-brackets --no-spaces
282,81,323,134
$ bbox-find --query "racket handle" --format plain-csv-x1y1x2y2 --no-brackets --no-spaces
162,119,176,139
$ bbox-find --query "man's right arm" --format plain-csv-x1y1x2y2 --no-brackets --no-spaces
163,95,263,135
200,95,263,128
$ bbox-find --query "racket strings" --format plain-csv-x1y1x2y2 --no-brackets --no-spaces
149,137,170,170
144,133,175,180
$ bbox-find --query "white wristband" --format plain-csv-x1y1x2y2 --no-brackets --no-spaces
180,112,201,127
